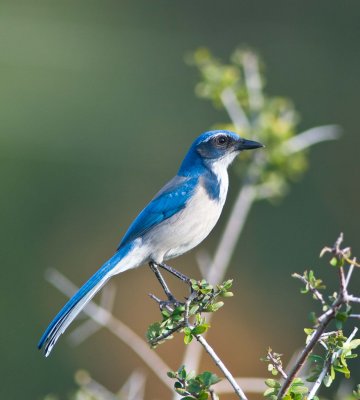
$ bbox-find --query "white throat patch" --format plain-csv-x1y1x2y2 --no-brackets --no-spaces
210,151,238,205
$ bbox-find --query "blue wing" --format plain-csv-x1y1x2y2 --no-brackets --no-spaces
118,175,198,249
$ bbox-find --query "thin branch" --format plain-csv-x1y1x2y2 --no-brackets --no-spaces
267,350,288,380
339,267,348,299
283,125,342,154
214,377,266,394
148,323,185,346
195,249,212,277
220,88,251,132
242,51,264,111
45,268,173,390
344,258,356,288
68,317,104,346
347,295,360,303
206,183,257,285
307,356,332,400
277,308,335,399
195,334,248,400
209,388,217,400
118,369,147,400
292,273,326,306
278,238,359,399
75,370,119,400
69,284,117,345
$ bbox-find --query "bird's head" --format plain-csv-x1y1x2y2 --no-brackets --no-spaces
179,130,263,175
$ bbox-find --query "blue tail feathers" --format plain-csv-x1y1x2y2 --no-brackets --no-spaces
38,244,133,356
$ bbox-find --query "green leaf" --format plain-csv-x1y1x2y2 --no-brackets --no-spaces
146,322,162,341
265,379,280,388
192,324,210,335
333,364,350,378
179,366,187,380
292,378,304,384
197,393,209,400
290,385,308,394
198,371,221,386
330,364,335,380
186,370,196,380
323,374,333,387
189,305,199,315
175,387,187,395
304,328,314,336
167,371,176,378
184,333,193,345
330,257,338,267
183,327,192,335
264,387,276,397
335,311,349,322
186,380,202,393
347,339,360,350
308,354,323,363
308,312,317,325
161,309,171,318
344,353,357,359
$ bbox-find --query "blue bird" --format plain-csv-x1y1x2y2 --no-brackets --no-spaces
38,130,263,356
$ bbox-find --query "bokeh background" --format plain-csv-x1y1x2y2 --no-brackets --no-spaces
1,1,359,399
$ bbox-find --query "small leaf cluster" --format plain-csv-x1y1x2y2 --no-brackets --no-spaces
293,270,328,313
262,350,310,399
187,47,309,201
320,232,360,269
265,235,359,399
264,378,310,400
146,305,185,346
261,348,285,377
299,270,326,296
167,366,221,400
294,261,354,330
183,314,210,345
146,279,234,347
190,279,234,312
306,330,360,387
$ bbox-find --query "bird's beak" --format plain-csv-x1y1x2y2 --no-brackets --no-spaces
236,138,264,151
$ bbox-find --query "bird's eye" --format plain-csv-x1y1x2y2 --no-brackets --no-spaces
214,135,228,147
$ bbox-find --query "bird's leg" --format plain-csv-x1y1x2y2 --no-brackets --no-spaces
148,262,178,304
157,262,191,285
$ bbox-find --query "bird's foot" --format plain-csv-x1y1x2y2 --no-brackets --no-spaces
149,292,184,312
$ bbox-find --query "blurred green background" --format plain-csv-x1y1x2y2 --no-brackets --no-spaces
1,1,359,399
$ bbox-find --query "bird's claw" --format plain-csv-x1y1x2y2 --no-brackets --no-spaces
148,292,184,311
159,297,184,310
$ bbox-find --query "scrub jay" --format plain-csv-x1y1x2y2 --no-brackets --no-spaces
38,130,263,356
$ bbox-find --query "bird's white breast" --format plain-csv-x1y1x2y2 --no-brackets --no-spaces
146,181,228,262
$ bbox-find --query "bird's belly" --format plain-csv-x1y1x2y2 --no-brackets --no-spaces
145,185,224,262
